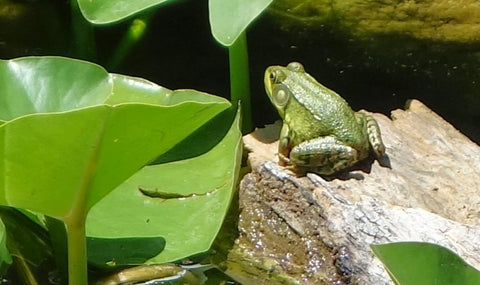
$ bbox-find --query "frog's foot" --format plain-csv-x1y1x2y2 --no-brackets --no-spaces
363,113,386,156
289,136,361,175
278,152,290,166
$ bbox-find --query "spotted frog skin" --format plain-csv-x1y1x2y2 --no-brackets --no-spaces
264,62,385,175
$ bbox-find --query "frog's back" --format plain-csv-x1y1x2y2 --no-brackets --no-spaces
285,72,367,148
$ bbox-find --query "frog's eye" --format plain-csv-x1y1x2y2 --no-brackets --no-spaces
272,84,290,107
287,62,304,72
269,69,285,83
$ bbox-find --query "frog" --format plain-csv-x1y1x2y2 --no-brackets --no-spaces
264,62,385,175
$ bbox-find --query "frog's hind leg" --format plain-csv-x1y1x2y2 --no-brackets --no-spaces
357,112,386,156
364,115,386,156
289,136,360,175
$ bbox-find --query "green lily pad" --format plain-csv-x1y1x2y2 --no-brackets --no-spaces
0,56,239,284
371,242,480,284
209,0,274,46
0,57,110,120
77,0,273,47
0,56,230,220
77,0,173,24
87,105,242,264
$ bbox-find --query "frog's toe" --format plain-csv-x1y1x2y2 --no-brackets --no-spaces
277,152,291,166
372,142,386,156
365,115,386,156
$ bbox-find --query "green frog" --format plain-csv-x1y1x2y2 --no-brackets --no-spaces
264,62,385,175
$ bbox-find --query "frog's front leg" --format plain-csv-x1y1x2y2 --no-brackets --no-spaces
289,136,360,175
277,123,294,166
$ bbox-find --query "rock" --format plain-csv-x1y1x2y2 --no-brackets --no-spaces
226,100,480,284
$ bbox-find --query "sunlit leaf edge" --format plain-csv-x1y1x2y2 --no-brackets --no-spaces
77,0,173,25
0,56,230,122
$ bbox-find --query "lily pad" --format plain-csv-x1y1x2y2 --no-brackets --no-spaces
87,106,242,264
77,0,174,25
209,0,274,46
0,56,238,283
77,0,273,47
371,242,480,284
0,56,230,219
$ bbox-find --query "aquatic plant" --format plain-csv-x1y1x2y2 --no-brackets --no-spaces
75,0,274,132
0,56,241,284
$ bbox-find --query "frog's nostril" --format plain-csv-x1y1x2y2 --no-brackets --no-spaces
287,62,304,72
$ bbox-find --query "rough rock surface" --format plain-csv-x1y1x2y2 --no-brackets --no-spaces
227,100,480,284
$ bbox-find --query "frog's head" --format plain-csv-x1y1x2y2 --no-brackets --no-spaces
264,62,306,118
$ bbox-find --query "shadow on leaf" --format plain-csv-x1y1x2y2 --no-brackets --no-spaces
87,236,166,268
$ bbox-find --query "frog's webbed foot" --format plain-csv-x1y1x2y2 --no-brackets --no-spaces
289,136,361,175
358,112,386,156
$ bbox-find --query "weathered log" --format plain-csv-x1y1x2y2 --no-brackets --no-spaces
226,100,480,284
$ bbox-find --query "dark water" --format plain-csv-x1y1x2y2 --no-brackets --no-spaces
247,15,480,144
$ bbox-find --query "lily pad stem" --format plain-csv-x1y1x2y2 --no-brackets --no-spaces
107,12,154,70
229,31,253,133
65,216,88,285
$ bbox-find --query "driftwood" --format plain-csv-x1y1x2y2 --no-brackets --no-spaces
225,100,480,284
